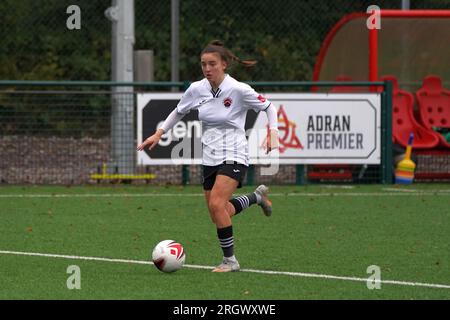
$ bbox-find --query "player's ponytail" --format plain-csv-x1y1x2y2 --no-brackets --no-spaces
201,40,257,67
230,53,258,67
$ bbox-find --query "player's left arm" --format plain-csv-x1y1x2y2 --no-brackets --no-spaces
264,103,279,154
241,84,279,154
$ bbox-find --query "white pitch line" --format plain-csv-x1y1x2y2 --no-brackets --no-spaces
280,191,450,197
0,193,204,198
0,191,449,198
322,185,355,189
382,188,425,193
1,250,450,290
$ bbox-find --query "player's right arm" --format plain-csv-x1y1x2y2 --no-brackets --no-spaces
137,85,195,151
137,109,185,151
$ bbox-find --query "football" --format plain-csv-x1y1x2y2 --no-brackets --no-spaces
151,240,186,273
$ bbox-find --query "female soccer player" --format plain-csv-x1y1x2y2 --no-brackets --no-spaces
138,40,279,272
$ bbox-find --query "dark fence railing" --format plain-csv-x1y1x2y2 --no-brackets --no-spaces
0,80,392,185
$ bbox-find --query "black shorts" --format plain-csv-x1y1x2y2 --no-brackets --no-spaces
202,162,248,191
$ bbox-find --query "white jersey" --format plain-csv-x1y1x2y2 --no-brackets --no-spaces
176,74,271,166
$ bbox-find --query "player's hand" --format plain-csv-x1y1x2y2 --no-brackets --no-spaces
137,129,164,151
266,129,279,154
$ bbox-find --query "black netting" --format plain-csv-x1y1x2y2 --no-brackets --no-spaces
1,0,449,81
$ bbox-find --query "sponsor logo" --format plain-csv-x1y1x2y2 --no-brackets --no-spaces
277,105,304,152
257,95,266,103
197,99,207,107
261,105,303,153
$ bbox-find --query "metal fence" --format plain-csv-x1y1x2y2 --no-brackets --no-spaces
0,88,111,184
0,80,396,185
1,1,449,185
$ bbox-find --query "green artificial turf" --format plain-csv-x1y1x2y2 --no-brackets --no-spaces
0,184,449,299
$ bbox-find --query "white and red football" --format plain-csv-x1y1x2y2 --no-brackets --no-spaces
151,240,186,273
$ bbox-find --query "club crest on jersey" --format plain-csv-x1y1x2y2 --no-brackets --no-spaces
223,97,233,108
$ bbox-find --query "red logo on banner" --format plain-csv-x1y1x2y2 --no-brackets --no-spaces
261,105,303,153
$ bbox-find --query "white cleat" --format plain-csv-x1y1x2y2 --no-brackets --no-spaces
212,256,240,273
254,185,272,217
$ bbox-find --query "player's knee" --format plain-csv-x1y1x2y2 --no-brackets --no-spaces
208,196,226,215
208,213,217,224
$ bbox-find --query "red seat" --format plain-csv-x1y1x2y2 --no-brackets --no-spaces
416,75,450,148
381,75,439,149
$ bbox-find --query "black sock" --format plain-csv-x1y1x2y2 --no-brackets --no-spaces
229,193,258,215
217,225,234,258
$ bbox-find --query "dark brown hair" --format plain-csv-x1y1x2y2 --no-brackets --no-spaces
201,40,257,67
